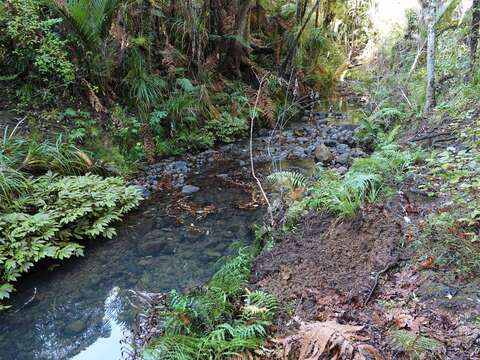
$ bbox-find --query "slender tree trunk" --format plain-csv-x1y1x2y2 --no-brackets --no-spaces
324,0,334,28
280,0,320,78
295,0,303,22
470,0,480,73
424,0,437,114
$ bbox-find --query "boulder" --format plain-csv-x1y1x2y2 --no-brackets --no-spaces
336,153,351,166
336,143,351,155
314,144,334,163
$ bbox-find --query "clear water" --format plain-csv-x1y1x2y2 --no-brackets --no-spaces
0,162,262,360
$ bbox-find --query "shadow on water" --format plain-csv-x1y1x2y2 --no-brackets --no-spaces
0,163,263,360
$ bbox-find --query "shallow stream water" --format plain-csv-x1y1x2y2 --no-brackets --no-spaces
0,94,356,359
0,162,263,360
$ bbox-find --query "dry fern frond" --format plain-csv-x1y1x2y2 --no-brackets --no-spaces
247,86,276,128
80,79,107,114
275,321,384,360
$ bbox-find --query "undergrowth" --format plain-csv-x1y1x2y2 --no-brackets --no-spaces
391,330,444,360
285,144,420,224
0,128,143,307
414,147,480,275
143,247,277,360
0,174,142,306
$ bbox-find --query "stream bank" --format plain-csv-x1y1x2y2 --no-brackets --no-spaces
0,103,366,360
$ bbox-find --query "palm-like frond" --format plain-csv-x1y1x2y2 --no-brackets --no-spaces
53,0,123,48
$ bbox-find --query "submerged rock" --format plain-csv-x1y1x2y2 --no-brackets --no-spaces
64,320,87,335
182,185,200,194
138,229,167,254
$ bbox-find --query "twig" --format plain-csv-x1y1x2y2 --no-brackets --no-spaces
14,287,37,313
250,73,274,227
364,260,398,305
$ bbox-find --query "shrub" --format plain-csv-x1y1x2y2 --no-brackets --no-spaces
0,174,143,302
0,0,75,85
206,113,249,144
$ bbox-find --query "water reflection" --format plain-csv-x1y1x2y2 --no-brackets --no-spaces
0,169,261,360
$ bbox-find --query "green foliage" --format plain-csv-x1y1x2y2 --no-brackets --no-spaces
268,170,308,200
415,149,480,274
0,174,142,301
287,146,417,221
125,50,167,116
57,0,121,48
47,0,124,92
1,128,96,178
205,113,248,144
356,107,404,149
0,0,75,100
144,248,277,360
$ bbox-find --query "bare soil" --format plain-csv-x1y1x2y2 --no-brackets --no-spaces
251,194,480,359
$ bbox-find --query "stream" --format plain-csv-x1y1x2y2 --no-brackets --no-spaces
0,160,265,360
0,95,362,360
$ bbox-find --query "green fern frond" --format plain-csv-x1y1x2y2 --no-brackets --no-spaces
268,171,308,192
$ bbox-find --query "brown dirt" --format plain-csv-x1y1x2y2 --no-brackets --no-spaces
252,197,406,313
251,194,480,359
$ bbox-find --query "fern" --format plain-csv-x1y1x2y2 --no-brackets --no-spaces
300,146,417,218
144,248,276,360
268,170,308,200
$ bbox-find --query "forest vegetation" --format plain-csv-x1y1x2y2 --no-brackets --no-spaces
0,0,480,359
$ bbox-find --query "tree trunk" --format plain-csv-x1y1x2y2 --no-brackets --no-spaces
324,0,334,28
280,0,320,78
470,0,480,73
424,0,437,114
225,0,252,77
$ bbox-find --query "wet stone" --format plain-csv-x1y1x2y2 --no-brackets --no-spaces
336,153,351,166
174,161,189,172
290,146,306,158
336,144,351,155
182,185,200,194
64,320,87,335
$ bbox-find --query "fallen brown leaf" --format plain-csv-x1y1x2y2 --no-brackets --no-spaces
388,309,414,329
